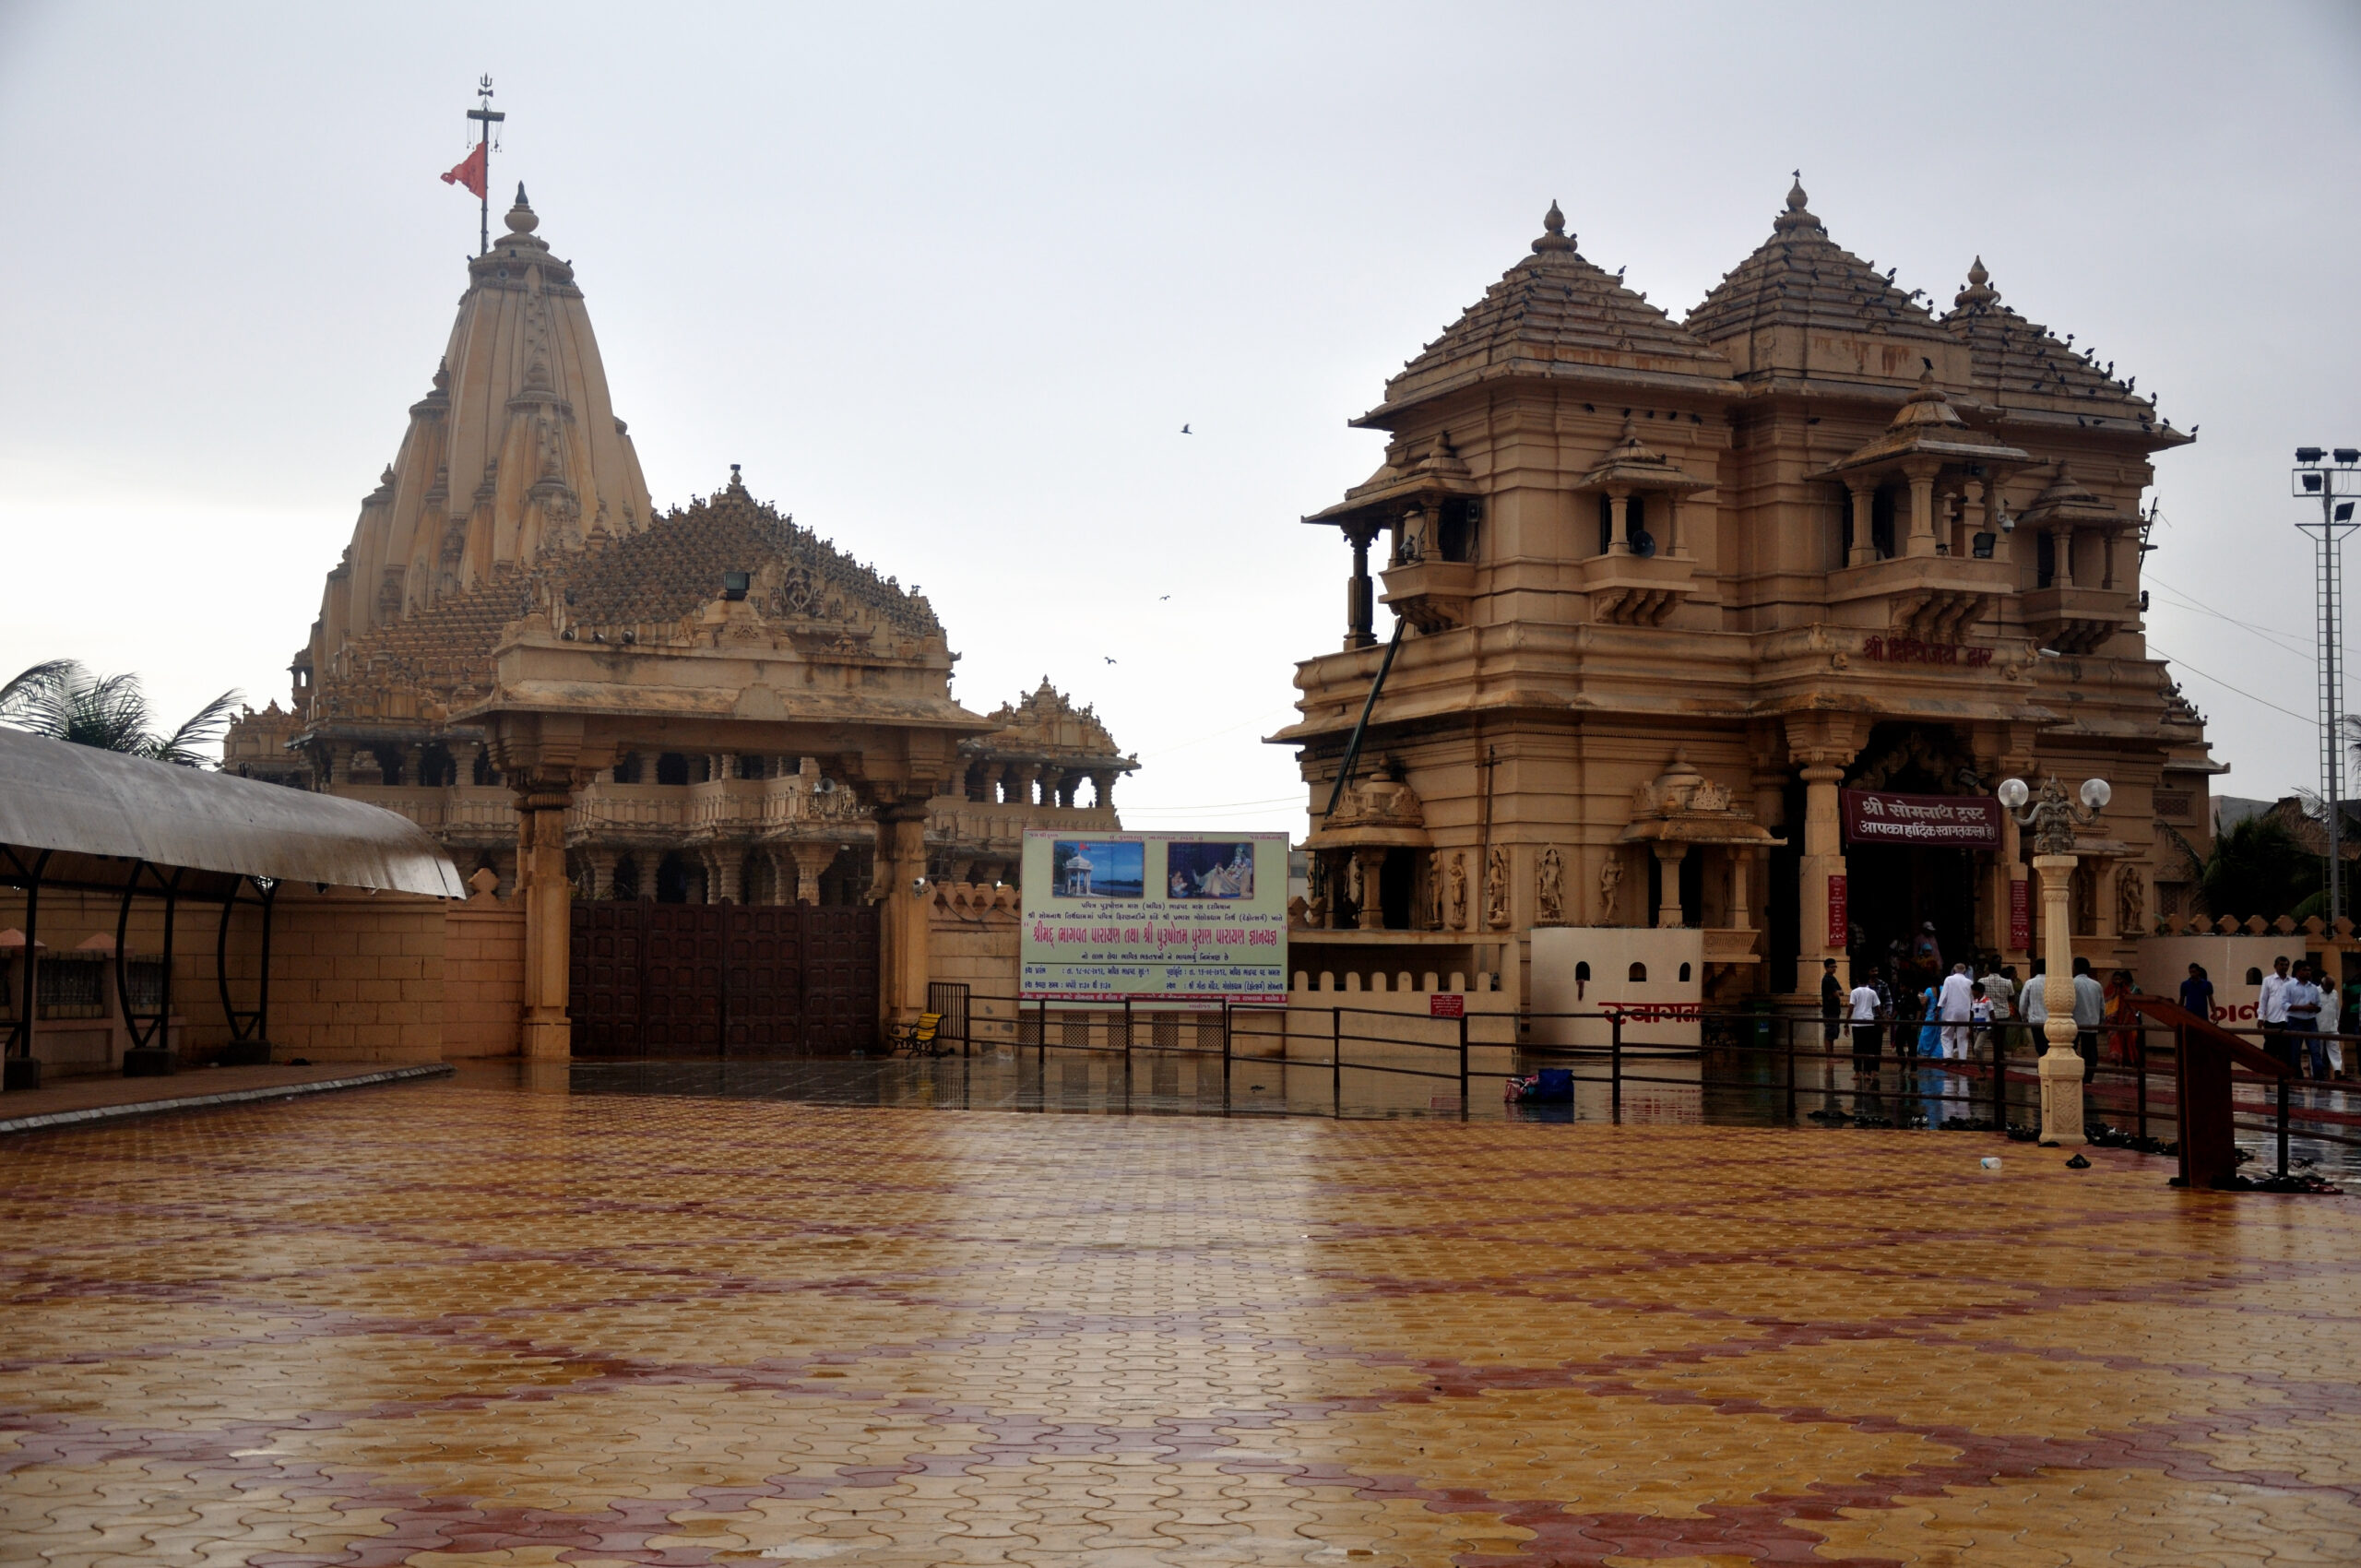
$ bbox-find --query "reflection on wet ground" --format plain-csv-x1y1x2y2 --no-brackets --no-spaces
540,1040,2361,1180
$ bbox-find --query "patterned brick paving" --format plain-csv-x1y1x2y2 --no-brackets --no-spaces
5,1078,2359,1564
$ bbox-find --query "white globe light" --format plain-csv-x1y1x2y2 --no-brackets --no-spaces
1997,778,2030,809
2080,778,2112,810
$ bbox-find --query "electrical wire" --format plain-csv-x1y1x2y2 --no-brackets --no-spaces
2142,573,2315,661
2147,644,2316,726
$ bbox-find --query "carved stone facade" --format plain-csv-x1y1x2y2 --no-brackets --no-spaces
1279,188,2223,996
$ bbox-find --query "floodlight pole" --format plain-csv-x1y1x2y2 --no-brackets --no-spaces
2293,452,2361,926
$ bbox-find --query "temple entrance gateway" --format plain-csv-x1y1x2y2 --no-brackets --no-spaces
568,900,879,1056
1843,842,1977,983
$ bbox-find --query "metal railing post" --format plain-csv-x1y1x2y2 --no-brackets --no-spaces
1610,1014,1624,1125
1458,1009,1469,1122
2278,1074,2291,1179
2134,1024,2148,1145
1331,1005,1342,1119
1222,997,1232,1114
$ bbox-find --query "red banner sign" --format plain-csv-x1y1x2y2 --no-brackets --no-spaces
2010,878,2031,951
1841,789,2002,849
1429,993,1464,1019
1826,873,1848,948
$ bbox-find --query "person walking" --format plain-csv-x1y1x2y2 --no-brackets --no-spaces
1848,967,1886,1117
2177,963,2214,1024
1820,957,1846,1051
2070,956,2106,1082
2259,956,2293,1072
1939,962,1975,1060
2317,968,2343,1081
2285,960,2325,1080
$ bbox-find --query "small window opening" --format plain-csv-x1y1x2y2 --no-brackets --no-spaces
1628,961,1648,983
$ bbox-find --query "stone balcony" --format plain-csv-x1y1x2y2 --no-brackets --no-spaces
2020,585,2139,654
338,781,1118,853
1825,553,2016,640
1378,560,1476,631
1579,552,1695,626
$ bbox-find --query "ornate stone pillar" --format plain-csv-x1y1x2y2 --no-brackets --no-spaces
874,802,932,1028
2051,525,2076,588
1904,458,1941,557
1729,849,1754,932
513,773,578,1061
711,848,744,906
1342,518,1380,650
582,846,617,900
2034,853,2088,1146
1608,492,1632,555
1088,769,1117,810
1010,764,1042,807
1653,844,1687,929
1354,848,1387,932
1788,716,1860,988
1846,482,1876,565
979,760,1006,804
787,842,836,905
401,744,425,787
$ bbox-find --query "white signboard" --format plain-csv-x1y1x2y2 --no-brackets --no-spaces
1020,831,1289,1004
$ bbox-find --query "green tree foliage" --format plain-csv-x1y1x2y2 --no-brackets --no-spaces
2199,815,2320,921
0,659,240,766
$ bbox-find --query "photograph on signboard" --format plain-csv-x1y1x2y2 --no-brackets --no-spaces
1165,839,1258,899
1050,840,1144,899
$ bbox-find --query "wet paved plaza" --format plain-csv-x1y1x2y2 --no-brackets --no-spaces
6,1071,2361,1565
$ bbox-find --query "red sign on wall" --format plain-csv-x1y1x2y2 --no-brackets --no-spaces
1826,873,1849,948
2010,878,2031,951
1430,993,1465,1019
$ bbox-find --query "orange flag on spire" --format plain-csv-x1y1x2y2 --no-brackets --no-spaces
440,143,488,200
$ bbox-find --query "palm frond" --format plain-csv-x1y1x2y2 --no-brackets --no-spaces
146,689,243,767
0,659,80,734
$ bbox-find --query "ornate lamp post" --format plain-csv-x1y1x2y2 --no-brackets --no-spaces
1998,775,2110,1146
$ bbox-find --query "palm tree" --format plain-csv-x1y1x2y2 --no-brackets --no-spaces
2199,814,2319,921
0,659,241,766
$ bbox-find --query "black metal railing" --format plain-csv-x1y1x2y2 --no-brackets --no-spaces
907,990,2361,1166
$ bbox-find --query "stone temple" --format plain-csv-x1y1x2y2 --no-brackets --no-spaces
1285,185,2222,1002
224,187,1132,904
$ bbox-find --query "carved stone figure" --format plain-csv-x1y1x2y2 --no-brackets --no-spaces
1446,852,1468,931
1536,847,1565,925
2116,864,2146,937
1598,855,1624,923
1485,846,1511,930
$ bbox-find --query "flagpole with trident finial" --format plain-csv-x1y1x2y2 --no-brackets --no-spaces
466,77,504,256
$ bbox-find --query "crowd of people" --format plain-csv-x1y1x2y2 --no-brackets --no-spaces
2248,954,2356,1081
1816,938,2359,1123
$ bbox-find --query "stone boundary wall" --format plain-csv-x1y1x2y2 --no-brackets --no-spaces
442,898,525,1057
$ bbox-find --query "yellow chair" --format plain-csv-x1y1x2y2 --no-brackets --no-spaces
890,1012,944,1054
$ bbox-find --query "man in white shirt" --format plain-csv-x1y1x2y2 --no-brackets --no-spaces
2259,955,2293,1072
1848,968,1885,1114
2321,974,2344,1079
2070,956,2106,1080
2285,960,2325,1079
1938,963,1975,1059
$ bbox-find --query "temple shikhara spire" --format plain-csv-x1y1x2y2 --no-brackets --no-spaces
221,170,1132,1040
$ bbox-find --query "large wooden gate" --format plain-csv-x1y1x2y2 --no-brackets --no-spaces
568,901,879,1056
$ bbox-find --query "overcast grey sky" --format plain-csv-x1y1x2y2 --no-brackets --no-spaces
3,2,2357,831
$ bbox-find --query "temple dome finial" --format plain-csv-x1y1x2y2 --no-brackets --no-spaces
1532,199,1574,254
1954,254,1999,307
504,184,538,235
1774,172,1821,234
